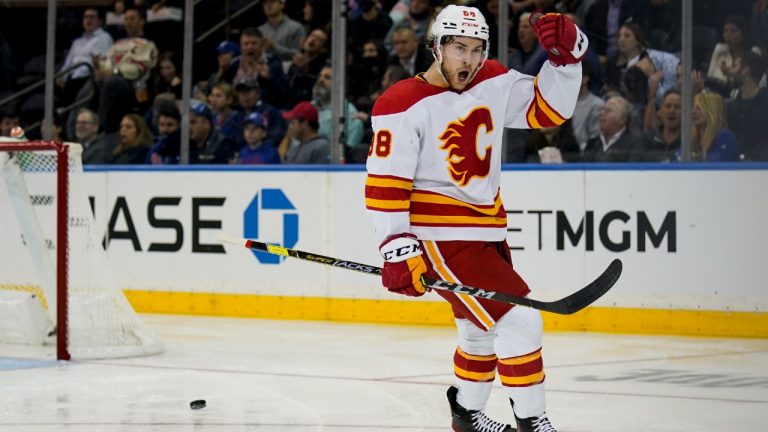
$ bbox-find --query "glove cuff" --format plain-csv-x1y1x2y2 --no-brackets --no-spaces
568,26,588,61
380,233,422,263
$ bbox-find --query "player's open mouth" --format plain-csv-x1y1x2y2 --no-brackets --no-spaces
457,71,469,82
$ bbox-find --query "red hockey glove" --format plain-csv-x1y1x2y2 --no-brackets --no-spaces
530,11,588,66
379,233,428,297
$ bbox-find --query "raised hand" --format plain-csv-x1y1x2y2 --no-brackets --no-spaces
530,11,588,66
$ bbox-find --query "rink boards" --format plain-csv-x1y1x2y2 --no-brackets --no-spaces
82,164,768,337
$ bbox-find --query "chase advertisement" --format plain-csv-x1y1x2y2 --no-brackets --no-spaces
82,168,768,312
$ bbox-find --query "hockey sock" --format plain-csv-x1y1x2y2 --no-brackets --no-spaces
498,349,546,418
454,318,496,411
454,347,497,411
493,306,547,418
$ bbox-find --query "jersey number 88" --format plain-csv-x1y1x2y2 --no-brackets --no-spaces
368,130,392,158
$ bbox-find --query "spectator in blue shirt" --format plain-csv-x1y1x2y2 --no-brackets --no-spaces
688,92,740,162
209,82,243,148
234,76,286,148
236,112,281,164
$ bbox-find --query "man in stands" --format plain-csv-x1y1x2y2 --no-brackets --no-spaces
225,27,288,108
311,66,364,156
282,101,330,164
58,8,113,108
388,26,432,76
727,51,768,161
148,103,182,164
189,100,234,164
583,96,644,162
90,7,157,134
76,108,115,165
643,89,681,162
259,0,306,62
286,28,329,105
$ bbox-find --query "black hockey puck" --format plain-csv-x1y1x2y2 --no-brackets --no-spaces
190,399,206,410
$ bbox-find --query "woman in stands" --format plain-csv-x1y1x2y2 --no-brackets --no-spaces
208,82,243,147
687,92,740,162
153,52,182,99
112,114,152,164
604,22,679,105
707,15,764,93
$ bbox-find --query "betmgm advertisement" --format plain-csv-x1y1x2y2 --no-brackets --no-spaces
84,167,768,336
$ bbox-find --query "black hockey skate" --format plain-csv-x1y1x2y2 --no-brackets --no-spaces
447,386,516,432
514,413,557,432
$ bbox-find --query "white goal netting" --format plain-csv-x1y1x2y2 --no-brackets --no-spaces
0,139,163,359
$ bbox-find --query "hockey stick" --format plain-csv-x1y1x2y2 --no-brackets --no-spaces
218,235,622,315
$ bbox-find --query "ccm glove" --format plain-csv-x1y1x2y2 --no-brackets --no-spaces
530,11,588,66
379,233,428,297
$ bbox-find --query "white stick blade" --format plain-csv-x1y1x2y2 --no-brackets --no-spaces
217,234,248,246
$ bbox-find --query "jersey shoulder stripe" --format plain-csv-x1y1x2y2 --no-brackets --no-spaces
372,78,448,116
372,60,509,116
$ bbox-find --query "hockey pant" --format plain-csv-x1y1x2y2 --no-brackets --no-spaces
420,240,545,418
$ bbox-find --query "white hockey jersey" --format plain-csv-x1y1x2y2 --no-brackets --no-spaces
365,60,581,244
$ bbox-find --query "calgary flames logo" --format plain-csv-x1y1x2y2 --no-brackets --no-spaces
438,107,494,186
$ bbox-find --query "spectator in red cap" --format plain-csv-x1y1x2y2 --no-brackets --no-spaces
281,101,330,164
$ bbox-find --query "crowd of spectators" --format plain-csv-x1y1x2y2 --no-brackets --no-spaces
1,0,768,164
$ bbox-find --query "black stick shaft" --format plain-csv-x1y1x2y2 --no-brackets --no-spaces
228,237,622,315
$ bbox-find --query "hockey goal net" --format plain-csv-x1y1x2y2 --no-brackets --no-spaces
0,139,163,360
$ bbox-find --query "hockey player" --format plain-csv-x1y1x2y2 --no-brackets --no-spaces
365,5,587,432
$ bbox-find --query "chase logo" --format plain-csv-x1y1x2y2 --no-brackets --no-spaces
243,189,298,264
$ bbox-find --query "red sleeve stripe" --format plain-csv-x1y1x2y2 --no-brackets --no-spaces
365,174,412,212
409,189,506,225
410,201,506,219
365,185,411,201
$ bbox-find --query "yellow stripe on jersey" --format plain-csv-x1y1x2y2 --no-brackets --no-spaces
454,365,497,381
410,214,507,225
498,350,542,366
499,371,545,386
527,102,542,129
410,191,503,216
365,176,413,190
423,241,495,330
364,198,410,211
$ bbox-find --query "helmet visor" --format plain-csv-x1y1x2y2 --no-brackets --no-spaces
441,40,486,63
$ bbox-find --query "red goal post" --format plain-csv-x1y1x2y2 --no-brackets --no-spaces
0,139,162,360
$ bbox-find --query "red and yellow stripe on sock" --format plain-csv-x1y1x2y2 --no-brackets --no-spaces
454,347,497,383
498,348,545,387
